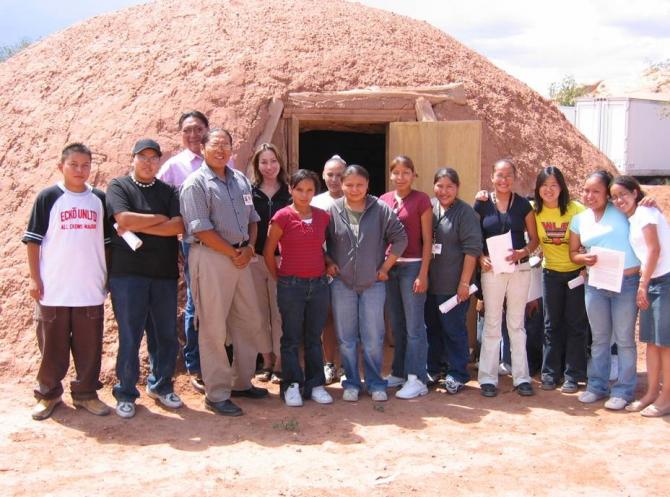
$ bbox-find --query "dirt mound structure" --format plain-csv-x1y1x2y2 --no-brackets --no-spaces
0,0,612,380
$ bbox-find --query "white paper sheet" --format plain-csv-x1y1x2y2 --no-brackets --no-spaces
485,232,515,274
568,275,585,289
439,284,478,314
527,266,543,302
587,247,625,293
114,223,143,251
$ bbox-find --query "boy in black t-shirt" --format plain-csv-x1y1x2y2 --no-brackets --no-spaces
106,139,184,419
23,143,112,420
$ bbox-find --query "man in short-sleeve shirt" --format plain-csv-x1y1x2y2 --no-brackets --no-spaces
180,128,267,417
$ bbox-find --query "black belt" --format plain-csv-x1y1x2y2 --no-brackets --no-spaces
515,256,529,265
194,239,249,248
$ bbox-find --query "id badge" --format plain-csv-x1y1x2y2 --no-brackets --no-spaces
243,193,253,206
431,243,442,255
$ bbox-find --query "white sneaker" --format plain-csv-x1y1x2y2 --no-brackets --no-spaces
384,374,405,388
395,374,428,399
146,386,183,409
324,363,337,385
371,390,388,402
115,401,136,419
578,391,605,404
604,397,628,410
609,355,619,381
342,388,359,402
310,386,333,404
284,383,303,407
444,375,465,395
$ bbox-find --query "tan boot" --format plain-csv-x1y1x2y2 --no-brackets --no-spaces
73,398,111,416
32,397,62,420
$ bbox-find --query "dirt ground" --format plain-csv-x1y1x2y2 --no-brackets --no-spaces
2,353,669,497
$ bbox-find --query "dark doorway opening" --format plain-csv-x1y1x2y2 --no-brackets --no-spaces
299,130,386,197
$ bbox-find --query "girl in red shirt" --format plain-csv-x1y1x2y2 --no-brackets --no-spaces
264,170,333,407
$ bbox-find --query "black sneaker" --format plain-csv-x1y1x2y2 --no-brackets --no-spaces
480,383,498,397
561,380,579,394
515,382,535,396
540,380,557,391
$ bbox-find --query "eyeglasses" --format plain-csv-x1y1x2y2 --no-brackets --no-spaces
611,191,632,202
205,142,232,151
135,155,160,163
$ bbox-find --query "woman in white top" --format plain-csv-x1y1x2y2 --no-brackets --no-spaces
610,176,670,417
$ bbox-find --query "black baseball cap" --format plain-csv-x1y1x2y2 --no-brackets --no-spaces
132,139,162,156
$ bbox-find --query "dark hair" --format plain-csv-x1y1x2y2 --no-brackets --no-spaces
610,175,645,203
534,166,570,215
249,143,288,186
588,170,613,190
433,167,460,186
493,158,517,175
60,143,92,163
178,111,209,130
390,155,416,174
201,128,233,146
341,164,369,181
289,169,320,193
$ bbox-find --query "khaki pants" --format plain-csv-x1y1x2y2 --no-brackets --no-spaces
249,256,282,357
190,244,263,402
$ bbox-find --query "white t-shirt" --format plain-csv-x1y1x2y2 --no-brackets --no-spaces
23,182,110,306
311,192,340,210
628,206,670,279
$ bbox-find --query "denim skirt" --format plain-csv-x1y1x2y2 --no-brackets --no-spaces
639,271,670,346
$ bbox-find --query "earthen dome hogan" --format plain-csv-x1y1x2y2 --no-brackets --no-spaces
0,0,612,377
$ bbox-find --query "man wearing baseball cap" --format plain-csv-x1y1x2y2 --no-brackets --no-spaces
106,138,185,419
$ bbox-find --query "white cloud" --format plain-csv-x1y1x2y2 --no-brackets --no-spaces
357,0,670,95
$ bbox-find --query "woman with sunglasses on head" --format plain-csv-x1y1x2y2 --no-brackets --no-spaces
249,143,291,384
568,170,640,410
610,176,670,417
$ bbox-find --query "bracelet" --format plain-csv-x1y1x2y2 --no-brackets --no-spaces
459,282,469,287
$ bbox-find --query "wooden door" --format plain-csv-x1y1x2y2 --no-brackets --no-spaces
387,121,482,203
388,121,482,352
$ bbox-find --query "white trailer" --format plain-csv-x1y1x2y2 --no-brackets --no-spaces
574,96,670,177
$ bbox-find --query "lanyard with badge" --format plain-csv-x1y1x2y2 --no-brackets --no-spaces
431,203,451,257
491,191,514,235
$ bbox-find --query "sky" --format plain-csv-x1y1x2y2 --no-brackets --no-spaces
1,0,669,96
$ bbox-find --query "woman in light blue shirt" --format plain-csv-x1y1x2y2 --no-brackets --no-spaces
569,171,640,410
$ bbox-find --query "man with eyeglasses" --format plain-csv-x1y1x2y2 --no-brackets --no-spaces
180,128,268,417
156,111,210,394
106,139,184,419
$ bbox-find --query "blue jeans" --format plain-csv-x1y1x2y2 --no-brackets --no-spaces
181,241,200,374
109,275,178,402
584,273,639,400
277,276,330,397
386,262,428,383
541,268,588,383
331,279,387,393
425,293,471,383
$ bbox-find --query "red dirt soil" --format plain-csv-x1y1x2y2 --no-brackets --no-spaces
1,1,668,495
